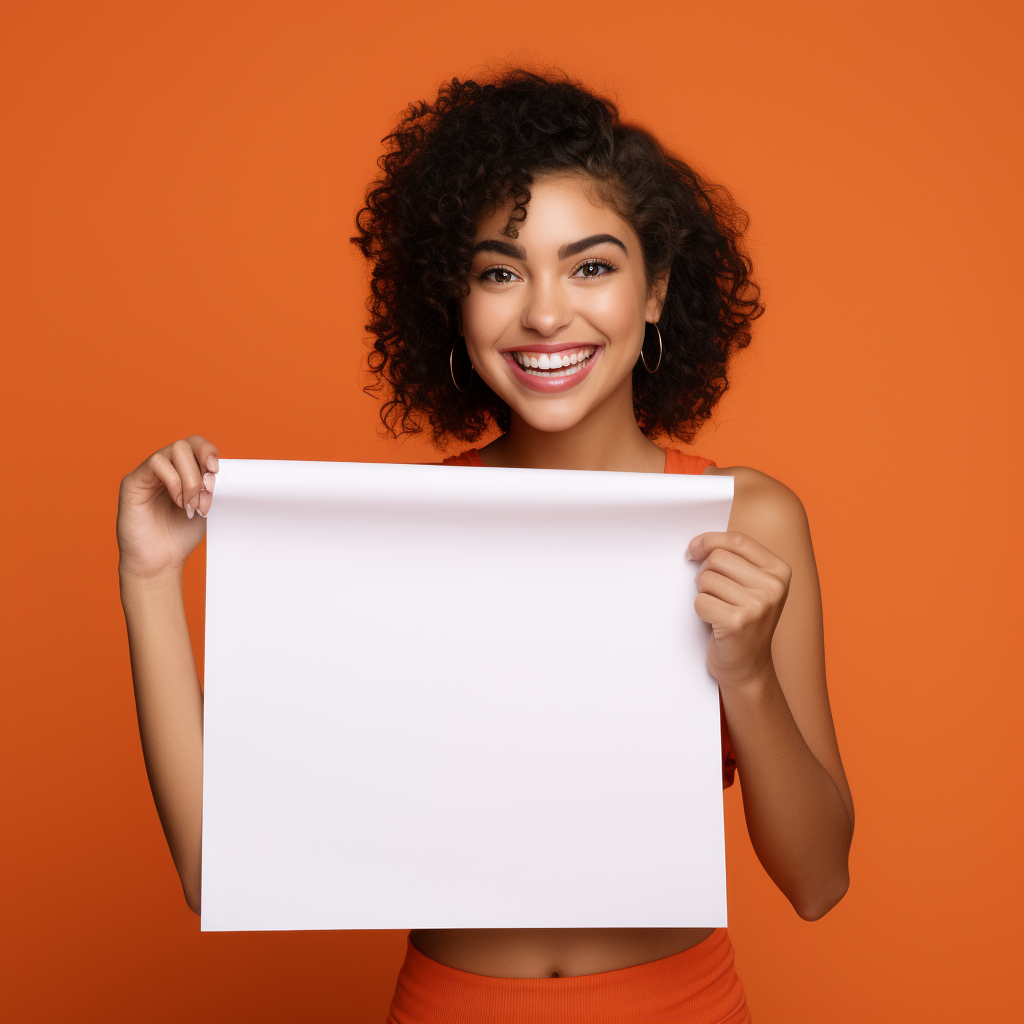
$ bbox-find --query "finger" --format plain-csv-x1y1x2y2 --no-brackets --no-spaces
694,592,742,630
688,531,782,572
695,568,749,608
697,548,778,590
186,434,220,475
166,439,205,517
196,485,213,518
147,452,184,507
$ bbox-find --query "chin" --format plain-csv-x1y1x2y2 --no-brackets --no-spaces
506,399,593,434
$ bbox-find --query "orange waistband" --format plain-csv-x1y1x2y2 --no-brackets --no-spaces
386,928,751,1024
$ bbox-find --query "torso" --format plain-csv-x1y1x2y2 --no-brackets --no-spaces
412,445,734,978
408,925,716,978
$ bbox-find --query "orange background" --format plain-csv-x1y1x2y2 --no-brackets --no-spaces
2,2,1021,1021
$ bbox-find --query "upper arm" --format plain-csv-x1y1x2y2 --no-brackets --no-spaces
707,465,855,828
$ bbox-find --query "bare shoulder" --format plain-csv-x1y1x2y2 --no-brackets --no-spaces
703,465,810,552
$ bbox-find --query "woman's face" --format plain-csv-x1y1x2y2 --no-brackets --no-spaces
460,172,668,434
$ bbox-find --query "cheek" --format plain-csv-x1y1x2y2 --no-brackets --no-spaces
462,291,515,345
588,280,645,342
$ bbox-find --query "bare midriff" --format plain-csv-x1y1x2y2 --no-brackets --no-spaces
407,926,716,978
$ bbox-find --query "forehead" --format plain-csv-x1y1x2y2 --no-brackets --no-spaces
473,171,633,246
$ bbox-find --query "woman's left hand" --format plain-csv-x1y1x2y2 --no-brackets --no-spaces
687,531,793,688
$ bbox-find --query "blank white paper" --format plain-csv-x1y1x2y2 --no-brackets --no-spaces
200,458,734,932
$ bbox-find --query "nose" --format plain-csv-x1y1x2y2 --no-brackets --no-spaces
520,274,573,337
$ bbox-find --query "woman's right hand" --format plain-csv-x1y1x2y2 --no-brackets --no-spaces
117,435,220,580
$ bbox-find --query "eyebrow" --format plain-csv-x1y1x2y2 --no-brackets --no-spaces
470,233,628,261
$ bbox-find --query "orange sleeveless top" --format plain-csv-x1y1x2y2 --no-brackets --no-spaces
437,445,738,790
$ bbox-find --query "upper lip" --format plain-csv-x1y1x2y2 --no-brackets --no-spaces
501,341,602,354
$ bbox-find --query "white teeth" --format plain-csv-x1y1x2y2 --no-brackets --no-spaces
518,355,592,378
511,347,596,372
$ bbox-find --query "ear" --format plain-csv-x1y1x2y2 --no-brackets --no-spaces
645,267,671,322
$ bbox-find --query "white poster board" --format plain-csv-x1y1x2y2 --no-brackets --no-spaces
200,458,734,932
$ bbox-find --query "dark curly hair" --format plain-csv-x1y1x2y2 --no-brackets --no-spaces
351,66,764,446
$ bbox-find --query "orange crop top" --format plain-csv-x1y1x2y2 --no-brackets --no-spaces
438,445,738,790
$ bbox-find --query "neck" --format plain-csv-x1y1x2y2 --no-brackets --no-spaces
480,377,667,472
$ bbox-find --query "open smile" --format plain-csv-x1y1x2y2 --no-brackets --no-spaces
502,344,603,394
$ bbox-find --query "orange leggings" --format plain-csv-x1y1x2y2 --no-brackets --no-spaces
386,928,752,1023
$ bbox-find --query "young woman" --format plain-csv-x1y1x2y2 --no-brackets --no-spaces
117,69,854,1023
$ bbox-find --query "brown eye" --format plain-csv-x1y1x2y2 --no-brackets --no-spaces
575,259,614,278
480,266,519,284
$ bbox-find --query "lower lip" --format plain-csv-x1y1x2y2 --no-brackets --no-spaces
503,348,603,394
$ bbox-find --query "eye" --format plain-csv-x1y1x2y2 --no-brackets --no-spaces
573,258,616,279
479,265,521,284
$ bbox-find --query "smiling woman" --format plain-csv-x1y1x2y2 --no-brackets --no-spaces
117,65,854,1024
350,69,763,464
351,68,851,1022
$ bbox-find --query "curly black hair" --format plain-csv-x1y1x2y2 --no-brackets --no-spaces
351,67,764,446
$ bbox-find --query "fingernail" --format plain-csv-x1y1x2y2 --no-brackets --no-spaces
207,456,220,473
185,503,194,520
197,507,207,518
203,472,215,493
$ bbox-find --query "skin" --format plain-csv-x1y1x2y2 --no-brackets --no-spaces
117,171,854,981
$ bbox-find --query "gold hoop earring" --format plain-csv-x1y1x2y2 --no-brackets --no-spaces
640,321,663,374
450,338,474,393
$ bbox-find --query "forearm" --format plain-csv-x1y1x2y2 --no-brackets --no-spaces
723,664,853,920
120,567,204,914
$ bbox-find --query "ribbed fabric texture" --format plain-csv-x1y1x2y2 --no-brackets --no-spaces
437,445,737,790
386,929,751,1023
